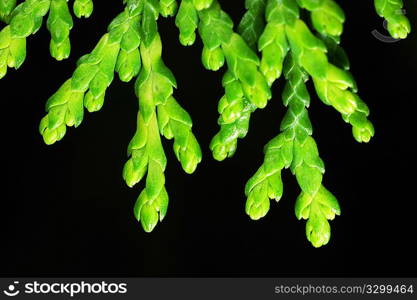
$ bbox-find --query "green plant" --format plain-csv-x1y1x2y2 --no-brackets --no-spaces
0,0,412,247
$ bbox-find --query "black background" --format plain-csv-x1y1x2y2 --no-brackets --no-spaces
2,1,417,277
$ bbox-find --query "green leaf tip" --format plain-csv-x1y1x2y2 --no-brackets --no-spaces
295,185,340,248
73,0,94,19
193,0,213,11
134,187,169,233
374,0,411,39
160,0,178,17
